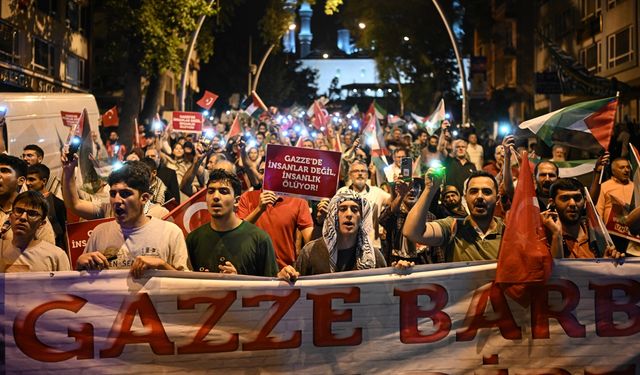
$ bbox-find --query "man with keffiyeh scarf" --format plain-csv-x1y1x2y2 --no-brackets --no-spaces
278,190,387,279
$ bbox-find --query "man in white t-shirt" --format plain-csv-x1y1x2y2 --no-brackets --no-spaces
1,191,70,272
466,133,484,171
76,161,188,277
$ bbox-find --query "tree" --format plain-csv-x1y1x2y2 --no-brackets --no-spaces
92,0,216,148
257,55,319,107
340,0,463,118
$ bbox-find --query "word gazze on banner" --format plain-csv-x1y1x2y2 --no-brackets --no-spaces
3,260,639,373
263,144,341,200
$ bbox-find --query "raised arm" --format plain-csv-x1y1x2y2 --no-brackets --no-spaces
589,152,609,205
402,171,446,246
61,154,100,219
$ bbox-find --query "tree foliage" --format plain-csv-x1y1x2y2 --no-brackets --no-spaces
340,0,463,116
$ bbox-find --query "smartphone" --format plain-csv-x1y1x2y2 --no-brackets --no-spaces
401,157,413,180
66,135,82,158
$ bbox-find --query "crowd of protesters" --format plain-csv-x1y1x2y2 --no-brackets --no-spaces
0,99,637,277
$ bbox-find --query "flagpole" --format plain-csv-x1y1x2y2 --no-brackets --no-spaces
584,187,615,247
598,91,620,185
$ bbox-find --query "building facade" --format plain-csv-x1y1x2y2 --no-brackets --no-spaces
0,0,90,93
535,0,640,121
472,0,536,126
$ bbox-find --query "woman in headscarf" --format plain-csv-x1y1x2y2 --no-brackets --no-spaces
278,190,386,278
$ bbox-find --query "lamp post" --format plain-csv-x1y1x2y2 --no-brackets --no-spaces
179,0,217,111
431,0,469,125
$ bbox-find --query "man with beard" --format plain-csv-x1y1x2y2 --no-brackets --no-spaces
336,160,391,252
77,161,188,277
543,178,622,259
277,190,386,279
186,169,278,277
0,191,70,272
380,178,431,264
404,170,504,262
432,185,467,219
534,161,559,209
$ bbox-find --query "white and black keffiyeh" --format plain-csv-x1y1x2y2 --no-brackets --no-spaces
322,190,375,272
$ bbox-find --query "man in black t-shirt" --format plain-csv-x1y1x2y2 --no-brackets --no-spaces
186,169,278,277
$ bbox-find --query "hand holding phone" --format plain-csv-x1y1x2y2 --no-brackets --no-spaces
401,157,413,181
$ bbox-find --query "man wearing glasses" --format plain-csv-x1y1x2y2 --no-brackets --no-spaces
75,161,188,277
0,191,70,272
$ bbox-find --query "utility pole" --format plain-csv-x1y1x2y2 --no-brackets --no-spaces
179,0,217,111
431,0,469,125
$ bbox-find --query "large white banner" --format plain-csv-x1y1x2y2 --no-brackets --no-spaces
2,260,640,373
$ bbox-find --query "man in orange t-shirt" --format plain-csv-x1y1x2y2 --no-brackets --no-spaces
237,189,313,269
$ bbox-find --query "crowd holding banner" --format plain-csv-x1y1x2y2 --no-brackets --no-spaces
0,89,639,371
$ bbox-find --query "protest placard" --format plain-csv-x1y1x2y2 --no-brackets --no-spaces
263,144,341,200
170,111,203,134
606,204,640,243
66,217,114,269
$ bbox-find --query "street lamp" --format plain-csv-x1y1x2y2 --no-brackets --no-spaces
430,0,469,125
358,22,366,29
403,36,409,41
288,23,296,30
179,0,217,111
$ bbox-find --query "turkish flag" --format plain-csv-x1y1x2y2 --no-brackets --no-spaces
226,113,243,141
196,90,219,110
495,151,552,306
311,100,329,130
163,188,209,237
101,106,119,127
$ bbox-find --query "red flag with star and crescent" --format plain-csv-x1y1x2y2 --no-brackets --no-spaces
101,106,119,127
495,150,552,306
163,188,209,237
196,90,219,110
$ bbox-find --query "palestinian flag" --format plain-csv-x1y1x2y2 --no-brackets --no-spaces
554,159,598,178
387,114,404,126
363,113,390,184
519,96,618,153
411,99,446,136
372,102,387,119
242,91,268,119
584,188,615,257
363,101,387,128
